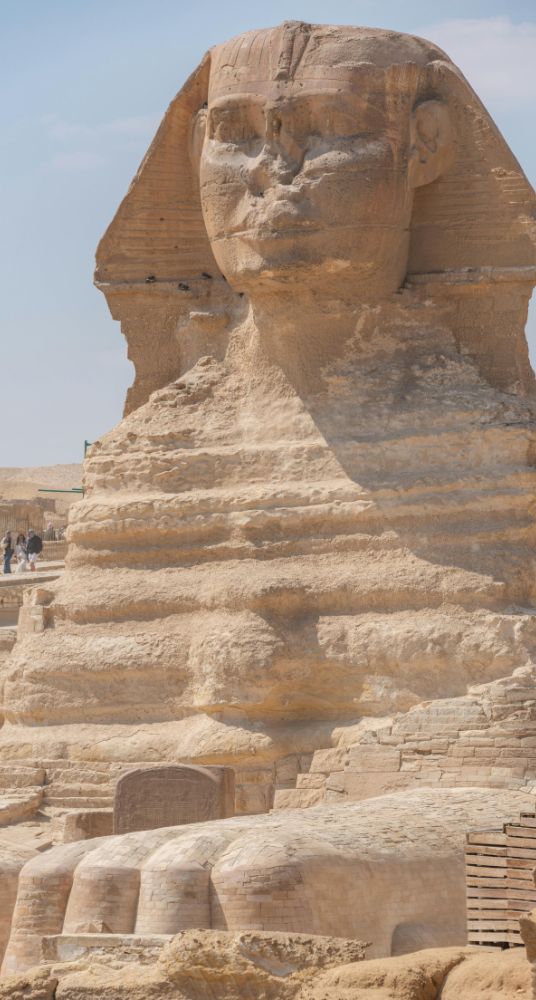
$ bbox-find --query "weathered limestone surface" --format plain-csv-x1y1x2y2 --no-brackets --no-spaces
2,787,533,974
0,629,17,672
308,946,532,1000
0,932,532,999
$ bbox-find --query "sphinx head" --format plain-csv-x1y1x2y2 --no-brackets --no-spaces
193,23,454,297
96,22,536,408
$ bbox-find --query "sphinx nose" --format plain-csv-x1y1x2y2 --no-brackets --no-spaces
249,146,298,192
249,109,303,190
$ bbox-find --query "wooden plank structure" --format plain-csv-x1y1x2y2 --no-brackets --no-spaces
466,810,536,947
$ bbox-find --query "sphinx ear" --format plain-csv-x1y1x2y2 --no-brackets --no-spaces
408,100,454,188
190,106,208,176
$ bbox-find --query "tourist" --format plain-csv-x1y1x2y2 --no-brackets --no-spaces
14,533,29,573
2,531,14,574
26,529,43,571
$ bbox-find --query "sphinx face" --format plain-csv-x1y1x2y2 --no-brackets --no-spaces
198,79,414,298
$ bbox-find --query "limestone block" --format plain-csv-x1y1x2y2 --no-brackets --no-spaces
235,782,273,815
272,787,324,810
0,766,45,789
31,589,54,607
332,772,411,801
113,764,234,834
309,748,348,774
41,932,170,966
0,789,43,827
346,748,401,773
299,754,314,773
62,810,113,843
17,606,45,635
295,773,325,789
275,756,300,782
234,767,274,786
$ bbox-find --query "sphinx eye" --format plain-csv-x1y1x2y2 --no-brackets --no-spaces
208,108,260,145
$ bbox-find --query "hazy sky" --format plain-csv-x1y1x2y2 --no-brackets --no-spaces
2,0,535,466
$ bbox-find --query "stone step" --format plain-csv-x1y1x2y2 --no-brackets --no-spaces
0,763,44,776
7,757,167,776
43,794,114,808
0,787,43,824
43,783,114,798
0,765,45,788
38,758,121,774
45,769,115,786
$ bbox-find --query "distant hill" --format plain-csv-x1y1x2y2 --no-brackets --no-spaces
0,465,83,513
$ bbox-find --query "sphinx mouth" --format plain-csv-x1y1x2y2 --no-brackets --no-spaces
214,224,323,241
213,215,366,240
219,207,319,239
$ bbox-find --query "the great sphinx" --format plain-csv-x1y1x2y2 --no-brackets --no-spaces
1,18,536,976
3,19,535,775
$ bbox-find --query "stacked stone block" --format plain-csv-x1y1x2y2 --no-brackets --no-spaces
275,669,536,809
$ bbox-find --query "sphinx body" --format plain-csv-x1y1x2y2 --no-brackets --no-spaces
2,291,536,781
1,22,536,972
1,21,535,777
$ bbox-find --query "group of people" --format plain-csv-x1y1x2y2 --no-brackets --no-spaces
2,530,43,574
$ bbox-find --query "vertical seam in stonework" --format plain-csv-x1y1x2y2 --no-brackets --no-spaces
289,25,310,81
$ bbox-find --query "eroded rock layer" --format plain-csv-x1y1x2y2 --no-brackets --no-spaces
2,298,536,774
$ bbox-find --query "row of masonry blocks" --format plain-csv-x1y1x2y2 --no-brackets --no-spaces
0,753,314,815
4,833,343,972
274,673,536,809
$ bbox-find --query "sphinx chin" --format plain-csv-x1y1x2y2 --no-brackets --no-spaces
219,239,385,296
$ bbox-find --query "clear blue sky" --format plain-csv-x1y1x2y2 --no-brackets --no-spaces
2,0,535,465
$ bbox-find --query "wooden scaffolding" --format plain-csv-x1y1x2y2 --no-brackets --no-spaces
466,810,536,947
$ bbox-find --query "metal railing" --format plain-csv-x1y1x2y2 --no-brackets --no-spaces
0,514,32,537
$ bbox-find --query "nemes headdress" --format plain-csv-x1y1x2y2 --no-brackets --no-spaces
95,22,536,412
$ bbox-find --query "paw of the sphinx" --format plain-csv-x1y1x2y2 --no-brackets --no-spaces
4,789,535,974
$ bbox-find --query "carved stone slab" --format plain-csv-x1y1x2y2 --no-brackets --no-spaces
113,764,235,834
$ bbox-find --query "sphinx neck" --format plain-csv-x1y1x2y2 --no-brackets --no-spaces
239,290,362,395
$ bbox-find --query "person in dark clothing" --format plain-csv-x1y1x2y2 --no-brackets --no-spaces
2,531,14,574
27,529,43,572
